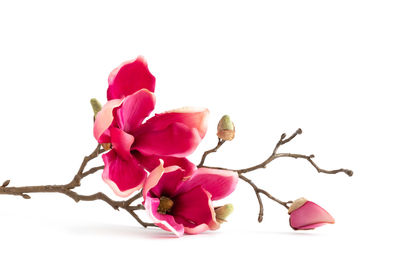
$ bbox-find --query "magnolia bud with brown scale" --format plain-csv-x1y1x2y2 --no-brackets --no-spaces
217,115,235,141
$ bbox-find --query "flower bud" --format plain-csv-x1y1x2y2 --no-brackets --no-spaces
215,204,234,223
217,115,235,141
288,197,335,230
101,143,112,151
90,98,102,118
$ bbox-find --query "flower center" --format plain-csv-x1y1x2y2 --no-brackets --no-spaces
157,196,174,214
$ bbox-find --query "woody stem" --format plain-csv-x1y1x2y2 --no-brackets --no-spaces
198,138,225,167
0,144,155,228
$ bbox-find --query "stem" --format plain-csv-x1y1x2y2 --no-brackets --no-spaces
202,128,353,177
66,144,104,189
239,174,292,222
0,144,155,228
198,138,225,167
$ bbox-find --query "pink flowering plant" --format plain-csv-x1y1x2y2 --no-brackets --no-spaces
0,57,352,237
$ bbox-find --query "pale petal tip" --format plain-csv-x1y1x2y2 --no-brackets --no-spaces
102,176,142,198
136,55,148,65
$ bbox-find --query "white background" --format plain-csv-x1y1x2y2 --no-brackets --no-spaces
0,1,398,266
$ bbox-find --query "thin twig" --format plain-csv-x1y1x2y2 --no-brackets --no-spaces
202,128,353,177
198,138,225,167
238,174,264,222
126,210,156,228
67,144,104,189
239,174,292,222
81,165,105,178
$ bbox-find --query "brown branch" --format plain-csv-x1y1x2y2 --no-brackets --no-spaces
239,174,292,222
81,165,105,178
202,128,353,177
0,144,155,229
237,128,350,175
66,144,105,189
199,129,352,224
126,210,155,228
198,138,225,167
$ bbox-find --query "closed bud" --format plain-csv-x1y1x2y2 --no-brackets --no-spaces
2,180,10,187
90,98,102,118
288,197,335,230
217,115,235,141
288,197,308,214
215,204,234,223
101,143,112,151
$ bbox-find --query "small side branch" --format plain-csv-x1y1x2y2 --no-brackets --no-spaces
237,128,353,176
67,144,105,189
198,138,225,167
202,129,353,177
239,174,292,222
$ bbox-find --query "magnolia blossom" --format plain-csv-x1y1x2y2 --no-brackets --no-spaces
142,162,238,237
94,57,208,197
288,197,335,230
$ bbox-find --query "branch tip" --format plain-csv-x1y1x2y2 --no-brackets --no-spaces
21,194,31,199
345,170,353,177
2,180,10,187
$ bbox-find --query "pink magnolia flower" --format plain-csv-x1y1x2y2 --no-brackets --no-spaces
93,57,208,197
142,162,238,237
288,197,335,230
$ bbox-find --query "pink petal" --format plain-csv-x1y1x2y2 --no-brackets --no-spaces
176,168,238,201
133,151,196,177
109,127,134,161
102,150,147,197
142,161,188,200
107,56,156,100
133,122,202,157
144,196,184,237
150,168,186,199
114,89,156,135
289,201,335,230
142,161,165,201
93,99,123,141
172,186,219,233
182,223,211,235
134,107,209,139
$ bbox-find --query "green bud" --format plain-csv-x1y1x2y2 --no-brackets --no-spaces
90,98,102,118
215,204,234,223
217,115,235,141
